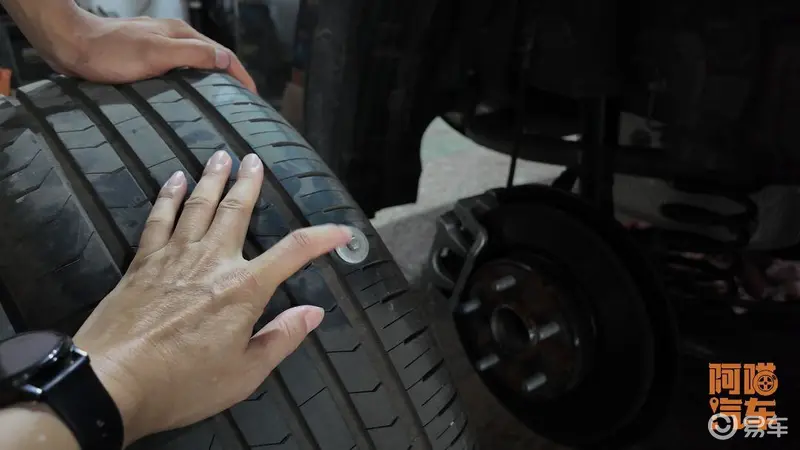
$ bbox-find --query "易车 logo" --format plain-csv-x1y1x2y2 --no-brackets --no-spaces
708,363,788,440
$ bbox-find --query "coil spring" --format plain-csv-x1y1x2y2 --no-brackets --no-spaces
635,183,759,309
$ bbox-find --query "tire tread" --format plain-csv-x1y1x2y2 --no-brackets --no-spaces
0,72,474,450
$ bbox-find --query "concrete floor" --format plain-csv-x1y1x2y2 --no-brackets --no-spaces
373,118,564,280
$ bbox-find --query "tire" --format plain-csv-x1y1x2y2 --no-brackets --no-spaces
304,0,455,216
0,71,476,450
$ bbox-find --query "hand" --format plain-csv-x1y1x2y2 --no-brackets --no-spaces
73,151,352,445
14,3,257,92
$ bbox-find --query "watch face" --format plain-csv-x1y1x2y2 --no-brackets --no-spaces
0,331,66,382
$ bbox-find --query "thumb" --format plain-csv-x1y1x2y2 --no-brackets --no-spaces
155,38,232,72
246,305,324,372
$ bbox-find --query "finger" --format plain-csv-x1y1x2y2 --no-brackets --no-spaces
161,18,197,38
205,154,263,251
162,18,207,40
172,150,232,243
249,225,353,289
162,20,259,93
246,305,324,372
225,54,259,94
137,171,187,256
148,37,231,74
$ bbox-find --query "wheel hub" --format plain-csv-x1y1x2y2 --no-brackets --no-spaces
461,258,591,399
427,185,679,447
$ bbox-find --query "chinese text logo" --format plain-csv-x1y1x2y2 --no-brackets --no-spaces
708,363,788,440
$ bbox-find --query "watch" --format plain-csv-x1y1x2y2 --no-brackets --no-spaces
0,330,123,450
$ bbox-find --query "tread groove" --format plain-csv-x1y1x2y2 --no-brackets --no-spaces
297,387,326,408
240,233,321,448
366,417,399,431
0,73,479,450
435,419,456,440
269,141,314,150
381,288,409,304
447,421,469,448
360,278,386,292
13,195,72,240
221,101,269,108
0,134,19,152
271,156,315,165
167,75,255,165
299,189,347,199
387,326,428,353
171,72,434,450
404,347,432,369
53,77,159,200
350,384,382,394
210,411,249,450
347,259,392,275
295,171,336,180
435,394,458,421
326,343,362,353
8,167,53,201
312,269,434,448
0,149,41,183
46,232,94,275
172,71,378,449
423,393,458,430
232,117,287,126
16,88,129,268
409,360,445,391
283,287,378,450
420,385,445,408
264,374,323,450
322,205,358,214
382,308,415,329
115,84,204,180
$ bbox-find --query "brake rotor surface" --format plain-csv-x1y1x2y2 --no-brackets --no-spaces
451,185,678,447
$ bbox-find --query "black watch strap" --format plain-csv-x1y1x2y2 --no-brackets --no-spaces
45,357,124,450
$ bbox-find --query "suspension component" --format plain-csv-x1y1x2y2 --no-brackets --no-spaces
426,184,678,448
633,183,760,310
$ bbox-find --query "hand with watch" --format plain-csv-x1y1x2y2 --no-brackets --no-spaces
0,151,354,449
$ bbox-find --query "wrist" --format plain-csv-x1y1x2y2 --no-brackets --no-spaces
38,4,96,71
79,346,145,446
4,1,95,72
0,403,81,450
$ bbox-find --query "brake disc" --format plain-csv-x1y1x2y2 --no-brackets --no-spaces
428,184,679,448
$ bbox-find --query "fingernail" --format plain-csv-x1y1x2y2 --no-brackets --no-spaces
164,170,185,188
206,150,229,173
303,306,325,331
241,154,262,174
215,48,231,69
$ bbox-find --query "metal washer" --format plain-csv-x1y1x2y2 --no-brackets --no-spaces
334,226,370,264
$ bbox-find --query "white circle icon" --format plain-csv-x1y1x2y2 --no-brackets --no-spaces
708,413,739,440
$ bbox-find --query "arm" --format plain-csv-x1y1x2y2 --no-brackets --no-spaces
0,0,257,91
0,360,140,449
0,0,87,70
0,404,80,450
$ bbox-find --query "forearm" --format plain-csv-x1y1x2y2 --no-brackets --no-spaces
0,404,80,450
0,0,88,64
